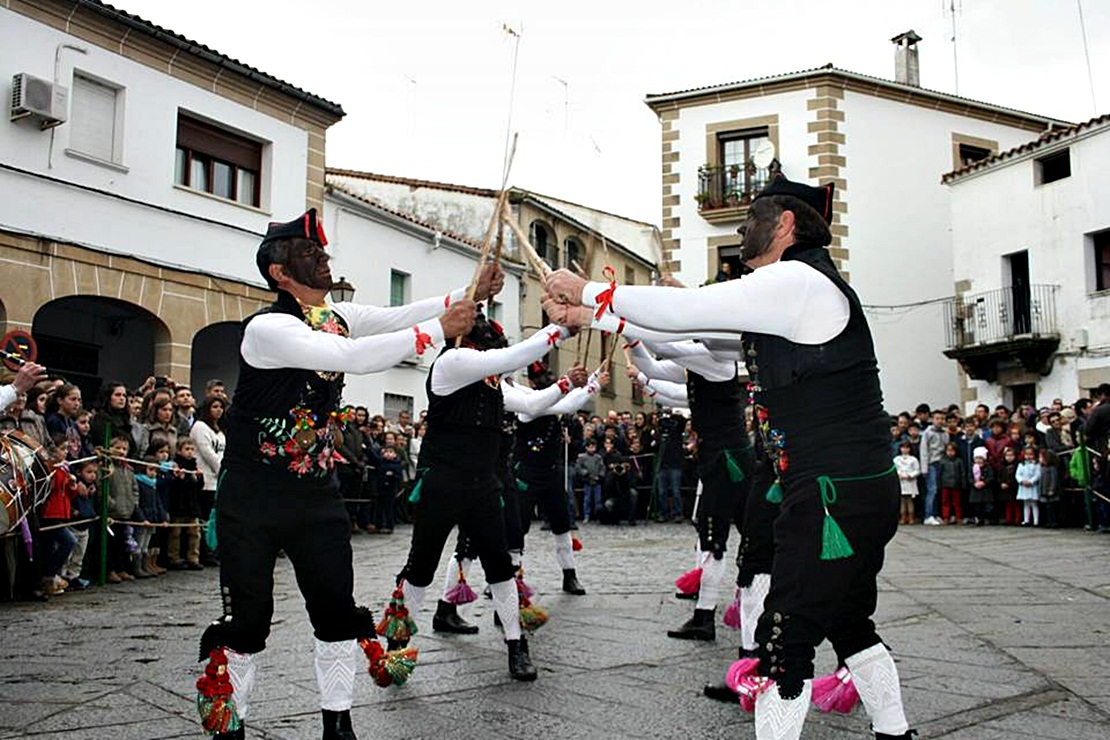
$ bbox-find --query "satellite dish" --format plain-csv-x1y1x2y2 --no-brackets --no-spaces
752,140,777,169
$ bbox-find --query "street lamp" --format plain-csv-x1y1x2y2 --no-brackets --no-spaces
330,276,356,303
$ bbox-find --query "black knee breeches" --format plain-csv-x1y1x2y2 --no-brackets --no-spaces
400,468,515,588
516,465,571,536
695,446,753,558
755,470,899,697
737,461,778,586
214,469,372,654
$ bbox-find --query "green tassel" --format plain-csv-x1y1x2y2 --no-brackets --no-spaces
820,509,855,560
765,480,783,504
515,478,529,492
724,450,746,483
407,478,423,504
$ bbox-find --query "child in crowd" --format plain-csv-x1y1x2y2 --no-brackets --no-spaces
938,442,966,524
969,447,994,525
166,438,203,569
894,440,920,525
134,457,169,576
575,439,606,523
61,459,99,590
38,466,77,595
1015,446,1042,527
1039,449,1060,528
626,438,647,522
105,434,140,583
998,446,1020,525
74,409,95,459
375,444,404,535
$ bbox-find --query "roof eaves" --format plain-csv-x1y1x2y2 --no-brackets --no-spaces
80,1,344,118
645,66,1069,129
326,168,499,199
942,112,1110,183
518,194,655,269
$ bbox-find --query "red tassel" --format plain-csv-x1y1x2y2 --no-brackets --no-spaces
674,566,703,595
812,666,860,714
571,536,583,552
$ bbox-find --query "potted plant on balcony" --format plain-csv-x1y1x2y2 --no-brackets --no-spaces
695,192,710,210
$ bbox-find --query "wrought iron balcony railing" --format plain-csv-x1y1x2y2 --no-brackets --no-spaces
696,163,774,212
942,285,1059,351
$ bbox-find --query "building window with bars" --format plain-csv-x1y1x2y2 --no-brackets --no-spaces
174,113,263,207
1094,230,1110,292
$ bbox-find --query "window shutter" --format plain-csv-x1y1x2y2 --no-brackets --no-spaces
71,76,117,161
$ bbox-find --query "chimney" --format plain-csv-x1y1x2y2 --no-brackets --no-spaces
891,30,922,86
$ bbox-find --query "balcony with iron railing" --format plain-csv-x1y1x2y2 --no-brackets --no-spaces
696,162,775,224
941,284,1060,381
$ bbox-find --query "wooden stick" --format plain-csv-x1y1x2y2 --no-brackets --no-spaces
502,203,551,277
493,134,518,265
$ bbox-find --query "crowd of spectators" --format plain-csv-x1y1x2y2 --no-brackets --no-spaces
4,367,1109,604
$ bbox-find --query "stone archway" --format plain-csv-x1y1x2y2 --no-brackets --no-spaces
33,296,171,402
191,322,241,399
0,230,273,391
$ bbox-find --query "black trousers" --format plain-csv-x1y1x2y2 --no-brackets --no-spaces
695,446,754,558
517,464,572,536
400,467,515,588
755,469,899,698
215,468,369,654
737,460,779,586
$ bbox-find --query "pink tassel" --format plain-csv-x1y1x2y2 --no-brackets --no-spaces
722,595,742,630
515,574,536,600
674,566,702,595
811,666,859,714
444,579,478,605
725,657,765,713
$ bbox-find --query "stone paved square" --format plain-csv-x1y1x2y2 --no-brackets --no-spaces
2,522,1109,739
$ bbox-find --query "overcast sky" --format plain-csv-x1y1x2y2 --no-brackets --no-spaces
122,0,1107,225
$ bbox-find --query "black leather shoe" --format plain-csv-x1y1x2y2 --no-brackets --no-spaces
507,637,537,681
214,726,244,739
703,682,737,703
875,732,918,740
433,600,479,634
674,590,697,600
561,568,586,595
321,708,357,739
666,608,716,641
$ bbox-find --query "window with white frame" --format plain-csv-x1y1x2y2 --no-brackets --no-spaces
69,73,123,164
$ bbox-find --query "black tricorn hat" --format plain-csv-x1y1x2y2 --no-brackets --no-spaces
257,208,328,289
752,177,835,225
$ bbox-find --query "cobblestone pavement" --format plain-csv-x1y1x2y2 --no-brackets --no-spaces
2,522,1109,739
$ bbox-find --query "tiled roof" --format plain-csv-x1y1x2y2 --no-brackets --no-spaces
327,180,502,257
942,113,1110,183
644,65,1069,128
326,169,499,199
78,1,344,116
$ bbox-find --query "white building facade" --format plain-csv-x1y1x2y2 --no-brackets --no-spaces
0,0,343,398
646,60,1067,413
944,116,1110,410
324,184,524,417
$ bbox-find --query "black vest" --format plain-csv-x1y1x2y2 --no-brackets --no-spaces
686,369,747,455
223,291,347,482
514,414,563,471
742,244,889,480
420,349,504,477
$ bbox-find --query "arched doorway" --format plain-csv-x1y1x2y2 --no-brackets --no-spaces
191,322,241,399
32,297,170,402
530,221,558,270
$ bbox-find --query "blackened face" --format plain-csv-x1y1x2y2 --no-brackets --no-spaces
739,204,780,263
283,241,332,290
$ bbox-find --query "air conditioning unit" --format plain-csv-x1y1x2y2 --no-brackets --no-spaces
10,73,68,128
